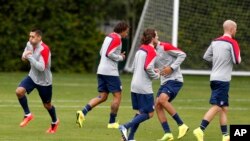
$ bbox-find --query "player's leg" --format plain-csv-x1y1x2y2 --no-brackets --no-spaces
119,93,154,141
220,107,230,141
84,92,109,114
159,93,189,139
193,105,221,141
37,85,59,133
127,113,140,140
216,81,230,141
107,75,122,128
76,74,109,127
107,91,121,128
16,76,35,127
155,96,174,141
77,92,108,127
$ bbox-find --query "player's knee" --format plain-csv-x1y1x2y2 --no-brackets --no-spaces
148,112,154,118
158,98,167,105
43,103,52,109
15,87,25,98
98,94,108,102
155,102,161,110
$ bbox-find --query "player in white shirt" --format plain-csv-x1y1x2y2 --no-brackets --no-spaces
119,28,160,141
76,22,129,129
193,20,241,141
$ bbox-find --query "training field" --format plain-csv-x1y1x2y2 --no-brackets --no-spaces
0,72,249,141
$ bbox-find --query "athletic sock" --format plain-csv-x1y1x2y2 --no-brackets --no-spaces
200,119,209,131
82,104,92,115
221,125,228,135
172,113,184,126
109,113,117,123
161,121,171,133
48,106,57,123
18,96,30,115
128,114,140,140
124,113,149,129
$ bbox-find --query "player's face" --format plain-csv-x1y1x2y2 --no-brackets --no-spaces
120,28,129,38
152,31,159,45
29,32,41,46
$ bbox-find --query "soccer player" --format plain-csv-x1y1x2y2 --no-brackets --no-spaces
16,28,59,133
154,40,188,141
193,20,241,141
76,21,129,129
118,28,160,141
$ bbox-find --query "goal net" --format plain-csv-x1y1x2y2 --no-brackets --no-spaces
124,0,250,76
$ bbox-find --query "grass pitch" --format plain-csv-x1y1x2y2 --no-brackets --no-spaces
0,72,249,141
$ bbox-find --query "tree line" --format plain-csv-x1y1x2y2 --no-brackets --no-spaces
0,0,249,72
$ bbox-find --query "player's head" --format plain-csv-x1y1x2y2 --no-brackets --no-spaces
29,28,42,46
223,20,237,38
114,21,129,38
141,28,158,45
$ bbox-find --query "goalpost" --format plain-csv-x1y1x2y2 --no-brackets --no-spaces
124,0,250,76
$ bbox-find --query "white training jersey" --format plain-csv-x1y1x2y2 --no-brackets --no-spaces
203,35,241,81
155,42,186,84
23,41,52,86
97,32,124,76
131,44,160,94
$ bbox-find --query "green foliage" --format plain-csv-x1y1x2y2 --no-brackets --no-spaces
1,0,249,72
179,0,250,70
0,0,105,72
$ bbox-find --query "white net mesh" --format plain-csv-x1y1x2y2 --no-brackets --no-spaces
124,0,174,72
125,0,250,75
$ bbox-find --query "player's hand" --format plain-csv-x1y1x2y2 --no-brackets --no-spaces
160,66,173,76
23,50,32,59
154,68,160,73
121,51,126,60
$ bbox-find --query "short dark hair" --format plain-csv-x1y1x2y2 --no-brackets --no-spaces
31,28,43,36
141,28,156,45
113,21,129,33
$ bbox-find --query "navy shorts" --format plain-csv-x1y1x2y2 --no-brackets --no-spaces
209,81,230,107
18,76,52,104
131,92,154,114
97,74,122,93
157,80,183,102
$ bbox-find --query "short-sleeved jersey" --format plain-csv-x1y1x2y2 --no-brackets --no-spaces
155,42,186,84
23,41,52,86
97,32,124,76
131,44,160,94
203,35,241,81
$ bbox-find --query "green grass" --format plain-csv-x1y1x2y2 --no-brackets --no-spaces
0,72,249,141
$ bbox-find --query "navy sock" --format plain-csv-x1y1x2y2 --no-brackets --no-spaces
172,113,183,126
161,121,171,133
221,125,228,135
200,119,209,131
124,113,149,129
109,113,117,123
48,106,57,123
128,114,140,140
18,96,30,115
82,104,92,115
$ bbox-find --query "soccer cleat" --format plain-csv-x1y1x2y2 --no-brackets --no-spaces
107,122,119,129
222,135,230,141
157,133,174,141
177,124,189,139
76,110,85,128
46,119,60,134
193,127,204,141
20,114,33,127
119,125,128,141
